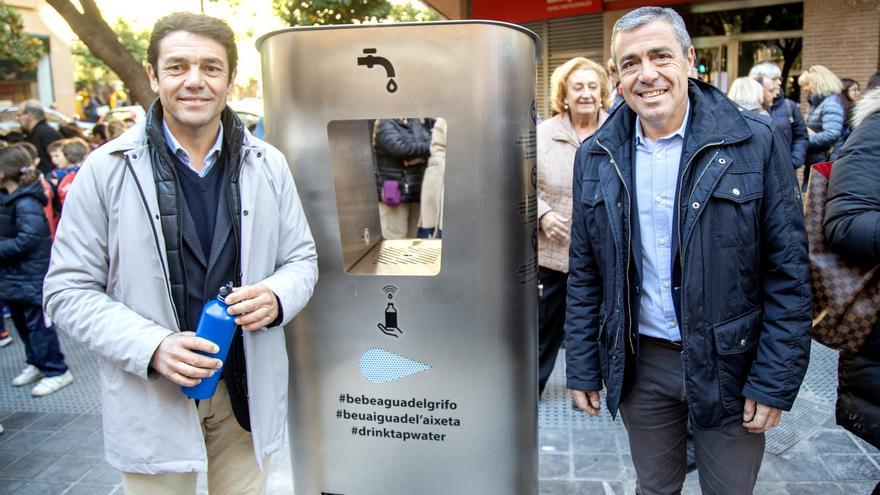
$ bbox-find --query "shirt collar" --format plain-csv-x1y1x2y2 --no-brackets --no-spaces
635,100,691,146
161,119,224,167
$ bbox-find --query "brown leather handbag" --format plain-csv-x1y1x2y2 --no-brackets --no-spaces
806,162,880,353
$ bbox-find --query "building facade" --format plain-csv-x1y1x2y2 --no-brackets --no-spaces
1,0,75,116
424,0,880,118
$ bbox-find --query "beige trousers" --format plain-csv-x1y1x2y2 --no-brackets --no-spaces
122,381,271,495
378,202,420,239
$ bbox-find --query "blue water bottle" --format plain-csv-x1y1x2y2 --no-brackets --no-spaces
181,283,236,400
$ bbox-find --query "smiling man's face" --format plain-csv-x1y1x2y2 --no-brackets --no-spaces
614,19,694,140
147,30,235,137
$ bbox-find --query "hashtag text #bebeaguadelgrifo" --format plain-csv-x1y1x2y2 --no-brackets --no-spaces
339,393,458,411
336,409,461,426
351,426,447,442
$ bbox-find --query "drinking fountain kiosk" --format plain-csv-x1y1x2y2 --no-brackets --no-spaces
258,20,539,494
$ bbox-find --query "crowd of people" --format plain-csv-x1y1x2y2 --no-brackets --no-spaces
0,99,136,438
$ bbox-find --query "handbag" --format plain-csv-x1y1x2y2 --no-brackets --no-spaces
805,161,880,353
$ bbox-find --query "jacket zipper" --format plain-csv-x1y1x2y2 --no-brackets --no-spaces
124,154,181,329
674,139,724,404
596,140,634,354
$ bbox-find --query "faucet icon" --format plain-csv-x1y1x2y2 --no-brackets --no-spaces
357,48,398,93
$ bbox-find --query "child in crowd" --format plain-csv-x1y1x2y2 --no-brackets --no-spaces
0,146,73,396
47,138,88,211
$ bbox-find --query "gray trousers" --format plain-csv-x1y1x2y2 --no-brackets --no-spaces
619,337,764,495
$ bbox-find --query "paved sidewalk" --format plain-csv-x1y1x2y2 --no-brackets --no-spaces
0,327,878,494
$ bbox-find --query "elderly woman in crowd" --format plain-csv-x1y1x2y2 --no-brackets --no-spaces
824,88,880,492
749,62,809,171
799,65,845,190
536,57,609,396
728,77,768,116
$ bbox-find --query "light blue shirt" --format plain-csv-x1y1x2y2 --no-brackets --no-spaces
162,120,223,178
634,105,690,342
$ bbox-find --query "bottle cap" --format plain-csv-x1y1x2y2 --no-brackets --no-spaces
217,282,234,302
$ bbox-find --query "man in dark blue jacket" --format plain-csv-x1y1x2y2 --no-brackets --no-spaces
565,7,812,494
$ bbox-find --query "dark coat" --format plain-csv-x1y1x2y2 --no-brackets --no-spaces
0,180,52,306
27,119,62,175
565,79,813,428
825,105,880,449
373,118,431,203
769,95,809,168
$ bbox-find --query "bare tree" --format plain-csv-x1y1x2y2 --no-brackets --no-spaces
47,0,156,108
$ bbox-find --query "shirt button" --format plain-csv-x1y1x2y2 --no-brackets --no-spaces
659,238,667,245
663,281,671,289
655,195,663,203
667,321,676,328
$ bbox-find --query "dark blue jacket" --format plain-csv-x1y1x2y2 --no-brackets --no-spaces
565,79,813,428
0,180,52,306
374,118,432,203
769,95,809,168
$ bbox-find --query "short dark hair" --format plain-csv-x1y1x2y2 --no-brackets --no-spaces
19,100,46,120
147,12,237,82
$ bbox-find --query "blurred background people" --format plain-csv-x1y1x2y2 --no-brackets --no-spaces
839,78,861,142
824,87,880,491
799,65,844,190
417,117,446,239
16,100,62,176
373,118,432,239
728,77,768,116
536,56,609,396
0,146,73,397
749,62,808,172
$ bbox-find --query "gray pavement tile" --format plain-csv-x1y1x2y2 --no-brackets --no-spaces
29,430,91,456
572,480,624,494
0,452,16,470
76,431,105,458
853,435,880,454
539,428,570,454
781,482,847,495
539,452,571,480
572,430,618,455
795,428,862,454
64,484,117,495
110,487,124,495
77,459,121,485
12,481,73,495
620,453,635,480
573,454,626,481
757,452,832,482
0,413,45,431
60,415,101,434
0,430,52,455
836,481,879,493
539,480,573,495
752,481,790,494
24,413,79,432
0,479,25,495
0,411,13,422
34,455,91,483
0,453,61,480
822,454,880,481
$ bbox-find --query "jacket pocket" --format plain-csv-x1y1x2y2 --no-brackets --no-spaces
580,179,607,258
710,171,763,249
712,306,762,412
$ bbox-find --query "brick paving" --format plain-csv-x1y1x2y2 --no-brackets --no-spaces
0,327,877,494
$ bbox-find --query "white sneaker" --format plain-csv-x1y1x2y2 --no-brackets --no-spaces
0,335,12,348
31,370,74,397
12,364,43,386
0,423,4,435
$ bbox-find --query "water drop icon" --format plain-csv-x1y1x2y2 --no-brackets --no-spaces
386,78,398,93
